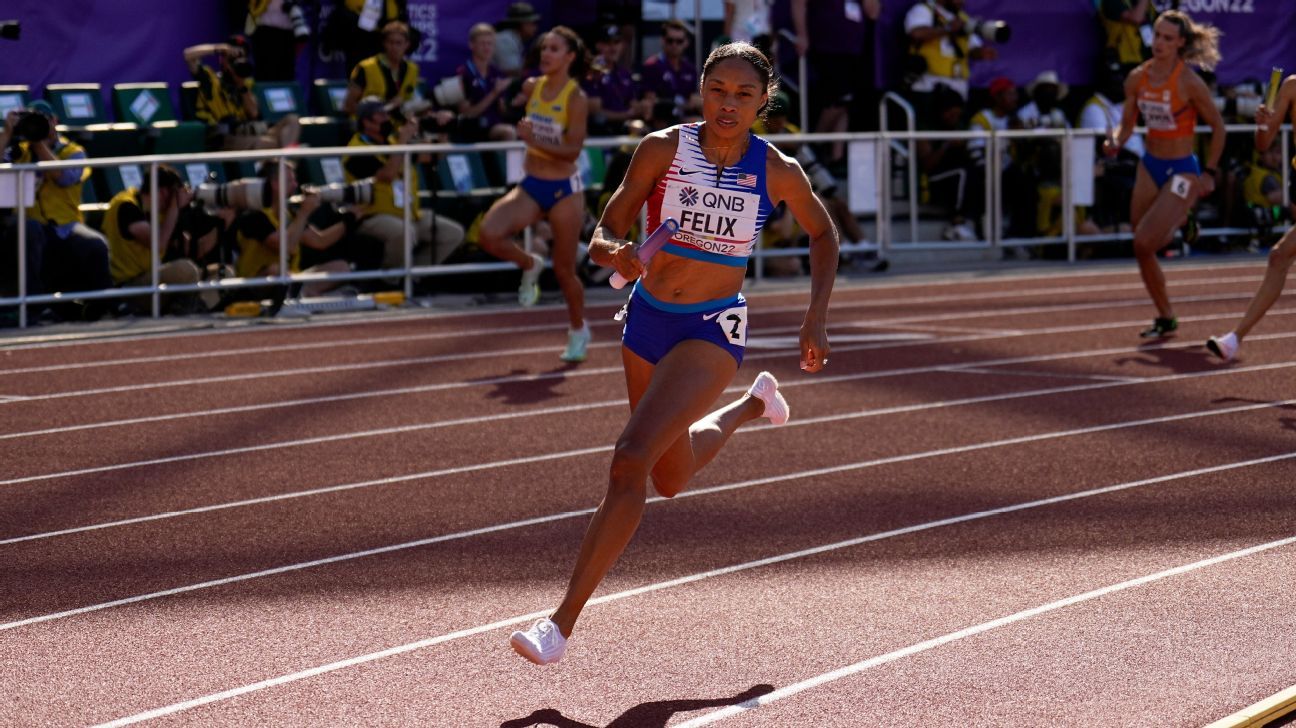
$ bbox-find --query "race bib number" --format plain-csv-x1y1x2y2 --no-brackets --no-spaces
713,305,748,346
1169,174,1193,199
1137,98,1176,131
528,114,564,146
660,179,761,256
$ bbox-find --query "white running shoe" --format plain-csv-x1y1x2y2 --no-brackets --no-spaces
518,253,545,307
510,618,567,665
747,371,790,425
559,324,591,362
1206,332,1239,361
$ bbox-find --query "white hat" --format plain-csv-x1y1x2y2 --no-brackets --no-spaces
1027,70,1068,101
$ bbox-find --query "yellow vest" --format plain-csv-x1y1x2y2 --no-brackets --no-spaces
345,132,421,220
913,2,973,81
194,65,253,125
1101,2,1153,66
345,0,400,16
236,207,300,277
14,138,90,227
351,54,420,108
525,77,578,162
104,188,152,284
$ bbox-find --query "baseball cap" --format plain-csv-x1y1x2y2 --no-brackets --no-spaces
356,96,387,120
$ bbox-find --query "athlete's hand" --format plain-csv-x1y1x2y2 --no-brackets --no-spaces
1256,104,1275,131
799,316,830,373
516,118,535,144
610,239,644,282
1198,171,1216,198
1102,136,1121,158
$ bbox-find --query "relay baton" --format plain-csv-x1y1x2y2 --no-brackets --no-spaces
610,217,679,289
1263,67,1284,131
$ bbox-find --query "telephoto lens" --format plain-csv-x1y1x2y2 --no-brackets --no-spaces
305,180,375,205
194,178,270,209
972,19,1011,44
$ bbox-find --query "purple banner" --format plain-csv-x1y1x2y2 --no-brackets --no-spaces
1169,0,1295,86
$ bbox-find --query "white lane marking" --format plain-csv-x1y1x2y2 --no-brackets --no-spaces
745,333,933,349
7,327,1296,488
675,535,1296,727
5,290,1285,404
0,270,1264,365
954,367,1144,383
9,358,1296,546
9,397,1296,633
93,450,1296,727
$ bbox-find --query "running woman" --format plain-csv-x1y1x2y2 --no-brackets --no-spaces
509,42,838,665
1105,10,1225,338
1207,73,1296,361
478,26,592,361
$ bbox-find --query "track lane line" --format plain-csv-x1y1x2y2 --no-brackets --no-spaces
7,358,1296,544
675,535,1296,727
90,451,1296,727
7,397,1296,632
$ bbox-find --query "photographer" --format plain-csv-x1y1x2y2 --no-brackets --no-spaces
344,97,466,270
342,21,421,118
232,161,354,297
244,0,311,81
102,165,202,313
905,0,1003,104
184,36,301,150
1,101,111,310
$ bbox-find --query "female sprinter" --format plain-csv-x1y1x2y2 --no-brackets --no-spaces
477,26,592,361
1106,9,1225,338
509,42,838,665
1206,72,1296,361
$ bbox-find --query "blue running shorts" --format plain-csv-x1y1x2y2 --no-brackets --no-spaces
621,283,748,366
1141,153,1201,189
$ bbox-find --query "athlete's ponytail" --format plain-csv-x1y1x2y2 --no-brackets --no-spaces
1160,10,1223,71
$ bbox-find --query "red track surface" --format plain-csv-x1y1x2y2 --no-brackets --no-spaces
3,260,1295,727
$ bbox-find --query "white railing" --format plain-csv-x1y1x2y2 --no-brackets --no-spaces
2,124,1291,327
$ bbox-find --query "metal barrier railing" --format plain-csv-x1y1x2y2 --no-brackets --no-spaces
2,123,1292,327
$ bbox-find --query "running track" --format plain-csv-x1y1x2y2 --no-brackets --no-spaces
3,260,1295,727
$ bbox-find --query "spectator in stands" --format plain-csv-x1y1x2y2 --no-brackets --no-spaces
904,0,999,104
344,97,466,270
1099,0,1154,78
724,0,775,58
343,21,420,117
102,164,202,307
495,2,543,78
1238,142,1288,244
754,92,883,272
583,24,644,137
244,0,310,81
324,0,412,76
1019,71,1070,129
455,23,517,143
233,160,353,296
791,0,881,165
916,88,984,241
969,77,1033,241
1078,62,1143,233
0,102,111,309
641,20,702,122
185,36,301,150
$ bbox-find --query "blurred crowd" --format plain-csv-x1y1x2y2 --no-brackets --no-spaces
1,0,1289,321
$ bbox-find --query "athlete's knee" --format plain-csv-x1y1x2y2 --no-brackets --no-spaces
1269,235,1296,269
607,439,653,494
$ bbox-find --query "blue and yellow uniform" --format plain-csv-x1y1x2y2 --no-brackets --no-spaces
519,76,584,212
624,123,775,366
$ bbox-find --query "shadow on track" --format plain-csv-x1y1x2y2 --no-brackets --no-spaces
500,683,774,727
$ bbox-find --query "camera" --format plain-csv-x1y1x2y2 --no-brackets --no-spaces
9,111,51,143
0,20,18,41
431,76,466,108
194,178,270,210
968,18,1011,44
302,179,375,206
391,98,454,137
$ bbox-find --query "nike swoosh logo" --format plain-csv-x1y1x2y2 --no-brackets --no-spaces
677,169,704,176
702,311,722,320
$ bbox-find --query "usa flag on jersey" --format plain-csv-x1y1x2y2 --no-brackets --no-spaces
736,173,757,188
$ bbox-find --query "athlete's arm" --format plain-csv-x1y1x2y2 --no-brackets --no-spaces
1187,69,1226,194
589,130,675,280
767,145,838,374
1107,69,1142,154
1256,75,1296,152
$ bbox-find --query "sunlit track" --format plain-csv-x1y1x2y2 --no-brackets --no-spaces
90,452,1296,727
7,262,1295,727
6,394,1295,633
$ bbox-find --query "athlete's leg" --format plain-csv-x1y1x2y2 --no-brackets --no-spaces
1235,225,1296,340
1132,169,1196,320
549,340,740,637
478,186,543,269
545,192,587,331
